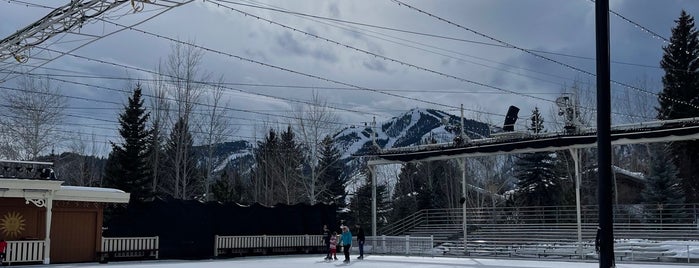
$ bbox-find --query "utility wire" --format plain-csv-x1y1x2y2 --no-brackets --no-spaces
390,0,699,111
214,0,666,70
206,0,655,123
91,19,505,119
230,0,577,89
200,1,552,112
588,0,669,43
1,0,185,85
0,68,563,95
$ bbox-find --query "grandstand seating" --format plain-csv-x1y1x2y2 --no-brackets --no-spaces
380,204,699,262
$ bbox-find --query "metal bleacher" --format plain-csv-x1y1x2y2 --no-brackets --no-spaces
380,204,699,262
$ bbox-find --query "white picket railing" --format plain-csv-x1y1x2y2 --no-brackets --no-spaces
101,236,159,259
213,235,434,257
5,240,44,264
361,235,435,256
214,234,324,256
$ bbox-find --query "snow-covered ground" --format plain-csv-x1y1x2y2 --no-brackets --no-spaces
24,255,698,268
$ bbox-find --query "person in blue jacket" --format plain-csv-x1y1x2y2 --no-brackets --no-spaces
340,225,353,263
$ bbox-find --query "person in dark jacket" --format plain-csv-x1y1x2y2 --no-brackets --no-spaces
355,224,365,259
322,225,332,260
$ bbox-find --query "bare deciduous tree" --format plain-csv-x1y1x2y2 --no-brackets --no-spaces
149,62,172,195
293,92,339,204
199,77,235,201
163,42,207,199
1,75,66,160
0,124,20,159
59,132,103,186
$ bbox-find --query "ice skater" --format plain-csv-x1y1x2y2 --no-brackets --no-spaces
355,224,365,259
340,225,352,263
329,231,338,260
322,225,332,260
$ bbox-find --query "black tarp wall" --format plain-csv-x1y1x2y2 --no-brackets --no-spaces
104,198,337,259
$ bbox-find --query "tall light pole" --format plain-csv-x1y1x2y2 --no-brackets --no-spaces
595,0,615,267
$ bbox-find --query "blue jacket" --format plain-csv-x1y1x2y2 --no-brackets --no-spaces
341,229,353,246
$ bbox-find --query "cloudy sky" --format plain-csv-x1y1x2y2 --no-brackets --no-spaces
1,0,697,154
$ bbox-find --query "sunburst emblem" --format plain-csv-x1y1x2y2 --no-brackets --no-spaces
0,211,26,238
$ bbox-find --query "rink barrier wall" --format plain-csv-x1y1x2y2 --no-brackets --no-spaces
3,240,45,265
214,235,325,256
214,235,435,257
98,236,159,263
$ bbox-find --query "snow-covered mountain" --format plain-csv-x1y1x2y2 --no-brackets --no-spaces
209,108,493,175
193,140,254,174
335,108,492,160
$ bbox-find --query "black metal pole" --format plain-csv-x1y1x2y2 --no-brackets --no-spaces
595,0,615,267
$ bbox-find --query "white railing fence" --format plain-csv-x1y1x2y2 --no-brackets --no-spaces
5,240,44,264
214,234,324,257
214,235,434,257
360,235,435,256
101,236,159,259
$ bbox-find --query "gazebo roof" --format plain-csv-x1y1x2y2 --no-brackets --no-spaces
0,178,130,203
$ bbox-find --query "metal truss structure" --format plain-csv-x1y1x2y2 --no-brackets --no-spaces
0,0,190,74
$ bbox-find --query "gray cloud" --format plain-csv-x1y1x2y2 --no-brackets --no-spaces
1,0,698,150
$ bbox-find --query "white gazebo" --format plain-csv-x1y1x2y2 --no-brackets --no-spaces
0,160,129,264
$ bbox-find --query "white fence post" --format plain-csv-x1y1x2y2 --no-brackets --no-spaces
214,235,219,257
382,235,386,254
405,235,410,255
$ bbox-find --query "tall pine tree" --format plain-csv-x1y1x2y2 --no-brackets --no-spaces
513,109,565,207
278,126,303,204
212,168,248,203
317,135,347,208
658,10,699,202
528,107,544,134
642,144,685,222
163,117,200,199
513,152,561,207
349,172,389,234
104,84,152,202
390,162,420,223
252,128,281,205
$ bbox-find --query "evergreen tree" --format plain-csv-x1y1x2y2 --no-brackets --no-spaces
642,144,685,222
349,171,389,234
528,107,544,134
415,161,450,210
278,126,303,204
163,117,200,199
104,85,152,202
390,162,420,223
252,128,281,205
317,135,347,208
513,152,562,207
514,109,567,207
212,169,247,203
410,136,451,210
658,10,699,202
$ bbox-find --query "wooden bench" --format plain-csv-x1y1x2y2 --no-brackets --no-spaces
98,236,159,263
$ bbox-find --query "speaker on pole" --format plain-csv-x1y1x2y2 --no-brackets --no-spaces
503,105,519,132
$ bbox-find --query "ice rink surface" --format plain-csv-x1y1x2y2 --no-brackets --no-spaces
23,255,698,268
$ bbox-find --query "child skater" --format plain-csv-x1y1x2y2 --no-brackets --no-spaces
329,232,339,260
